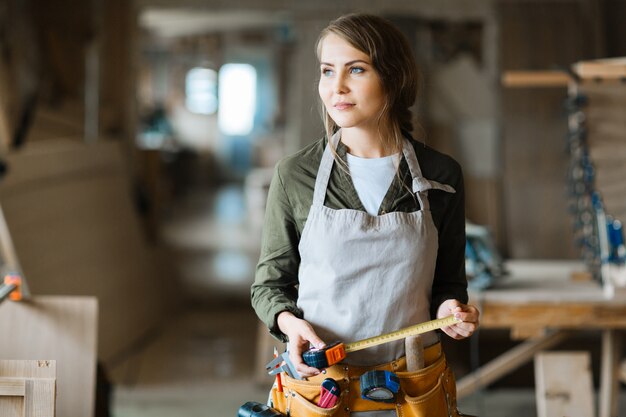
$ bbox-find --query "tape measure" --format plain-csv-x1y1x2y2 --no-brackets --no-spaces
302,315,461,368
360,370,400,403
302,342,345,369
345,314,460,353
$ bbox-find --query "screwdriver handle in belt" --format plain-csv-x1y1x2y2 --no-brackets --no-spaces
302,315,461,368
318,378,340,408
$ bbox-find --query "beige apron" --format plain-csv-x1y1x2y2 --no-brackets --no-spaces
297,130,454,365
270,130,461,417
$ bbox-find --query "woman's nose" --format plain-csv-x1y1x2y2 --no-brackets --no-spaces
333,74,349,94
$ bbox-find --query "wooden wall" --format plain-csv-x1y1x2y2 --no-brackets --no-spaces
498,1,601,259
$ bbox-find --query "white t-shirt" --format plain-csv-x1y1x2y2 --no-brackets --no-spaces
346,152,400,216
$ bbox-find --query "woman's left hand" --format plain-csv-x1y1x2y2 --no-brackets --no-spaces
436,299,480,340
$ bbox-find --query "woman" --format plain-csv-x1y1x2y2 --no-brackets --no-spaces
252,13,479,417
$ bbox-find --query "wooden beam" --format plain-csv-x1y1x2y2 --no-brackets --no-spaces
501,70,572,88
0,63,11,149
23,378,56,417
0,361,56,379
456,330,569,398
0,379,26,397
503,59,626,88
599,330,621,417
478,302,626,331
0,100,10,150
134,0,492,18
574,58,626,80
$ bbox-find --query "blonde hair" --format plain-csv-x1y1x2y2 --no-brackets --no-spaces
316,13,420,156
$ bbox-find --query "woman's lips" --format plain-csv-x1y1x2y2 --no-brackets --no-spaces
334,102,354,110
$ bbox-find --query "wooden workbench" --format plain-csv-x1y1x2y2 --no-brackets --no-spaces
458,260,626,417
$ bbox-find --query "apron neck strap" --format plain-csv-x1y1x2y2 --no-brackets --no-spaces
402,138,431,211
312,130,341,206
313,130,431,210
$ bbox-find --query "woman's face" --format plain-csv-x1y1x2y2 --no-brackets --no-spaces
318,33,385,133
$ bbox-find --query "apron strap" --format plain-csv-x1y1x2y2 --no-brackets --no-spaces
312,130,341,207
402,139,431,211
315,131,438,211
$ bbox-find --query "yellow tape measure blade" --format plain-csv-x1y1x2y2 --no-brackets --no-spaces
344,315,461,353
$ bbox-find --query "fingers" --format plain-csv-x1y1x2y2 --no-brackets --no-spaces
440,325,463,340
278,313,327,377
301,323,326,350
454,307,479,325
442,320,477,339
437,299,480,340
288,343,322,377
288,330,326,377
436,299,461,319
294,358,323,377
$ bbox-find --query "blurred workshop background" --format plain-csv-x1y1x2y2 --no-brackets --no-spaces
1,1,626,417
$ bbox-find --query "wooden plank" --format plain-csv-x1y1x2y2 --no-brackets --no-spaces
456,330,569,398
534,352,594,417
0,396,21,416
0,360,56,379
0,379,26,396
0,360,56,417
574,58,626,80
0,297,96,417
599,330,621,417
501,70,571,88
24,379,55,417
0,52,12,149
479,303,626,331
0,98,10,150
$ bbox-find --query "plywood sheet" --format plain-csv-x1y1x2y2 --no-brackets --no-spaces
0,296,96,417
0,140,177,369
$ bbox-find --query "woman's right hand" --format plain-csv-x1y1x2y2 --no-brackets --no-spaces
277,311,326,378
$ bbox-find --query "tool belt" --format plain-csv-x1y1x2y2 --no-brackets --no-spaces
269,342,460,417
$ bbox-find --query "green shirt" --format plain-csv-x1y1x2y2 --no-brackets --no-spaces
251,136,468,342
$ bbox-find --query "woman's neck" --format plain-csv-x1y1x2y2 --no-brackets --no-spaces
340,127,390,158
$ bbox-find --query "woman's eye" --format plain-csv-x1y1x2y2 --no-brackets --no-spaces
321,68,334,77
350,67,365,74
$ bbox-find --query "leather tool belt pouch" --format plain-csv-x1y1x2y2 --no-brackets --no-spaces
269,342,460,417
